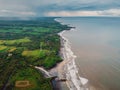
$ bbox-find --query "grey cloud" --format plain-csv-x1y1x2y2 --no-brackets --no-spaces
0,0,120,16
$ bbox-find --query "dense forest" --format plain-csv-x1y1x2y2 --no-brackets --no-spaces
0,17,71,90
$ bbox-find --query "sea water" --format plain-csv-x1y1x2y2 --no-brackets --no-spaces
58,17,120,90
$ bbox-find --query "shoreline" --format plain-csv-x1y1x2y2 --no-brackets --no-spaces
58,30,89,90
35,29,89,90
55,18,90,90
35,18,90,90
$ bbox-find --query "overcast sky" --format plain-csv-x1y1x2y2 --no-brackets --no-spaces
0,0,120,17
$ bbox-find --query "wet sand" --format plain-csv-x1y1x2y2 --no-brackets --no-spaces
58,30,89,90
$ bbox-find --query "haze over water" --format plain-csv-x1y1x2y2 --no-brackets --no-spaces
59,17,120,90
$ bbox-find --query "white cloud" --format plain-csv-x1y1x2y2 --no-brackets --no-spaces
0,9,36,17
101,9,120,16
45,11,100,16
45,9,120,17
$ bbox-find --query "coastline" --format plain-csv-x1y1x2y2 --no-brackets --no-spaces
59,30,89,90
55,18,90,90
35,18,89,90
34,17,120,90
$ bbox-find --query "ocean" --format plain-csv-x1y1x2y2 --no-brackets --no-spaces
57,17,120,90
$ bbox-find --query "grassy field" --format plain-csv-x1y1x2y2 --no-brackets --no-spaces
0,45,7,50
0,45,16,53
0,37,31,45
9,67,52,90
22,50,50,58
9,47,16,52
0,17,70,90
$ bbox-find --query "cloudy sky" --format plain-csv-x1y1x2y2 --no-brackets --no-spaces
0,0,120,17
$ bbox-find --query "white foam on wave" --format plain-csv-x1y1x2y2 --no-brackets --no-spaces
59,30,89,90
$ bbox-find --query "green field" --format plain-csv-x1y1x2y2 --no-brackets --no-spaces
0,17,71,90
22,50,49,58
9,67,52,90
0,45,7,50
0,37,31,45
0,45,16,52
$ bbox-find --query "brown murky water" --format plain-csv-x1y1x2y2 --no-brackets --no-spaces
59,17,120,90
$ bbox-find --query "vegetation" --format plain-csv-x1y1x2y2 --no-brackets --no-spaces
0,17,70,90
